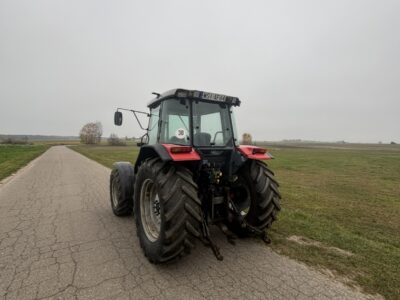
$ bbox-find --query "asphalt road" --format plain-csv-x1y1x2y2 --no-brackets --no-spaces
0,146,376,300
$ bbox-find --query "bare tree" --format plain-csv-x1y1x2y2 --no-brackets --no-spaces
242,133,253,145
95,122,103,143
108,133,126,146
80,122,103,144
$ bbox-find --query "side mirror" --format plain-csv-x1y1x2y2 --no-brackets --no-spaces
114,111,122,126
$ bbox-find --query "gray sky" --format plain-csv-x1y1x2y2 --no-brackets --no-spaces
0,0,399,142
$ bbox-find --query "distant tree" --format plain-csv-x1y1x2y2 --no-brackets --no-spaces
80,122,103,144
242,133,253,145
0,137,29,145
390,141,397,145
108,133,126,146
96,122,103,142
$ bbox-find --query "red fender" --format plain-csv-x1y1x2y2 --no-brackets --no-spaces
237,145,273,160
162,144,201,161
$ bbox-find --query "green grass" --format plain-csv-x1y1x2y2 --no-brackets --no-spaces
33,140,81,146
0,144,49,181
70,145,139,168
266,146,400,299
70,143,400,299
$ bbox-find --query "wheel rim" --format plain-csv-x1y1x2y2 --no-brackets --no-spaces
111,179,119,208
231,179,251,217
140,178,161,242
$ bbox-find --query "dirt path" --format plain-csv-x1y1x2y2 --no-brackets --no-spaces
0,146,376,299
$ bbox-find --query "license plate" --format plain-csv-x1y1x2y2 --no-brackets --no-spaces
201,92,226,102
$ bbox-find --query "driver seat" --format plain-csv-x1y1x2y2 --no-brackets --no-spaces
194,132,211,146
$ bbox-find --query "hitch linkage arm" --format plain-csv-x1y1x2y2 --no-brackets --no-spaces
200,217,223,261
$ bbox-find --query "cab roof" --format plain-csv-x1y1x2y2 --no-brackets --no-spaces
147,88,241,108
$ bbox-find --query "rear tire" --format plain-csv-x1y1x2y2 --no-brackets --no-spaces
110,162,134,216
134,158,202,263
228,160,281,236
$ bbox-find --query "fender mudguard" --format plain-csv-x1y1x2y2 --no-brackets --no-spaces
237,145,273,160
134,144,200,173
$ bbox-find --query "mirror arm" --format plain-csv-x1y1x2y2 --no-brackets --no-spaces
116,108,150,130
132,111,148,130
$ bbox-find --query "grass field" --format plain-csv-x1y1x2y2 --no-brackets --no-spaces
70,143,400,299
71,144,140,168
266,145,400,299
33,140,81,146
0,144,49,181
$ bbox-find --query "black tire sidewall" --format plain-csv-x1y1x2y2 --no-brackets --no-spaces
110,163,134,216
110,168,124,214
134,162,165,260
227,166,257,236
227,160,280,236
241,164,263,226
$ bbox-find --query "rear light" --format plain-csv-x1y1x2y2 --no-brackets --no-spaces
252,148,267,154
170,146,193,154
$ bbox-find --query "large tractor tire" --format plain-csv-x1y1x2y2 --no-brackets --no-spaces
110,162,135,216
134,158,202,263
227,160,281,236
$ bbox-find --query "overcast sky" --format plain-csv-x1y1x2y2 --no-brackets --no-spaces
0,0,399,142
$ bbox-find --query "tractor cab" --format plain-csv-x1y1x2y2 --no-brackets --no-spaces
146,89,239,148
144,90,243,182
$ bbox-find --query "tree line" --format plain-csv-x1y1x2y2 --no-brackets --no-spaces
79,122,127,146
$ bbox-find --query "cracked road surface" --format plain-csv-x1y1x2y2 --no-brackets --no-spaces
0,146,375,300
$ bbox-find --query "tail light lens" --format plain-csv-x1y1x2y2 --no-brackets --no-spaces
170,146,193,154
252,148,267,154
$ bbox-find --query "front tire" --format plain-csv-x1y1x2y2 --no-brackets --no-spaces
110,162,135,216
134,158,202,263
228,160,281,236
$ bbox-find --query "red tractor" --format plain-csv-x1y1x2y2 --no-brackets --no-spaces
111,89,281,263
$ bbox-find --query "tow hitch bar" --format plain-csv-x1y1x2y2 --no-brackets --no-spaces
200,216,271,261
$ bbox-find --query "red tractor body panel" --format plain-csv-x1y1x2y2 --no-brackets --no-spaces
237,145,273,160
162,144,201,161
